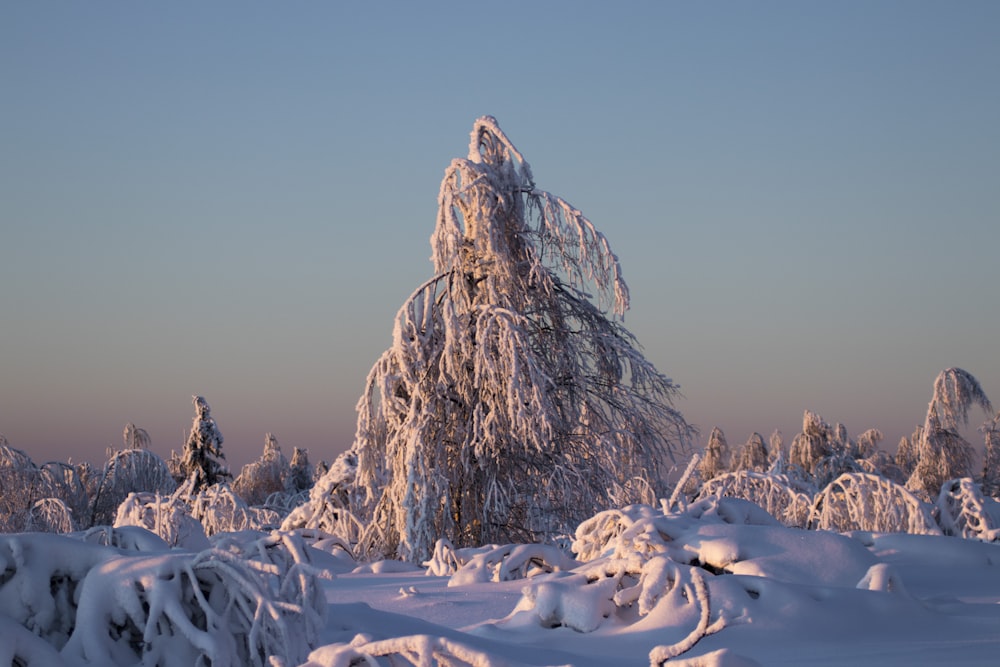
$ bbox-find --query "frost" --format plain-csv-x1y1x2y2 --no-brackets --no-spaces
344,116,692,562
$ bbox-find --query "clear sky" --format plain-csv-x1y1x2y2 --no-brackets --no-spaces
2,2,998,471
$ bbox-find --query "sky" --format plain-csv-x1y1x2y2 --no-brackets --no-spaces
2,2,999,471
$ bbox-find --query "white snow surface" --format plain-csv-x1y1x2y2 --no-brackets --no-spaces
2,498,1000,665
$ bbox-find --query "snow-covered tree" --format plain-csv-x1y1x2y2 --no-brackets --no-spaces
732,432,769,473
907,368,992,499
346,117,693,562
788,410,834,477
767,430,784,471
982,413,1000,498
122,422,151,449
287,446,314,494
698,427,731,482
178,395,231,491
233,433,288,506
88,447,177,526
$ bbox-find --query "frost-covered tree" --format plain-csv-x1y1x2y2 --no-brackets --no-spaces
788,410,834,477
89,447,177,526
233,433,288,506
178,395,231,491
287,446,314,494
767,430,784,471
732,432,769,473
122,422,151,449
698,427,730,482
981,413,1000,498
907,368,992,499
346,117,693,562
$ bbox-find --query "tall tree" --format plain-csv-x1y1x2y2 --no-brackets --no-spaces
907,368,992,498
179,396,231,491
347,117,693,561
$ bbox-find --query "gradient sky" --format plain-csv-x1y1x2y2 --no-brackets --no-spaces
3,2,999,471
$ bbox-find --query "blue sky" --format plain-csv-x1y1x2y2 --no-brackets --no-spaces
2,2,998,469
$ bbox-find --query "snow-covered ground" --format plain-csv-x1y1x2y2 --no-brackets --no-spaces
307,501,1000,666
2,496,1000,666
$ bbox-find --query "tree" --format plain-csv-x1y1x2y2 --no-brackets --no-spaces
233,433,288,506
907,368,992,499
698,427,731,481
982,413,1000,498
178,396,231,491
732,432,769,473
789,410,833,477
346,117,693,562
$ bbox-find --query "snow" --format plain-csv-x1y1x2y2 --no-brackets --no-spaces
1,496,1000,665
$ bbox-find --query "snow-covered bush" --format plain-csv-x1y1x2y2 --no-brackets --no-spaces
89,447,177,527
0,534,116,649
63,546,324,667
695,471,814,528
447,543,578,587
0,530,326,666
114,491,210,550
808,472,940,535
347,116,692,562
0,441,42,532
189,483,255,536
281,451,364,554
935,477,1000,541
25,497,77,533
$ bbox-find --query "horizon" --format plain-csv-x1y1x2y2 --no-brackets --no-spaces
3,2,999,470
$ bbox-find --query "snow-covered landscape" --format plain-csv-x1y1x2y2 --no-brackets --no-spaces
2,116,1000,666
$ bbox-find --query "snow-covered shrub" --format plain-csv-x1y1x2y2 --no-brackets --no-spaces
62,546,325,667
38,461,90,527
281,451,363,554
571,504,665,563
303,633,501,667
78,524,172,552
348,116,692,562
89,447,177,527
0,614,70,666
0,441,41,532
935,477,1000,541
808,472,939,535
25,497,77,533
510,554,725,647
113,491,210,550
189,483,255,535
447,543,578,587
0,534,117,649
695,471,814,528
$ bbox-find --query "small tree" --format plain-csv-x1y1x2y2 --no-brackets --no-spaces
732,432,769,473
698,427,731,481
982,413,1000,498
233,433,288,506
789,410,834,477
347,117,693,562
179,396,231,492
